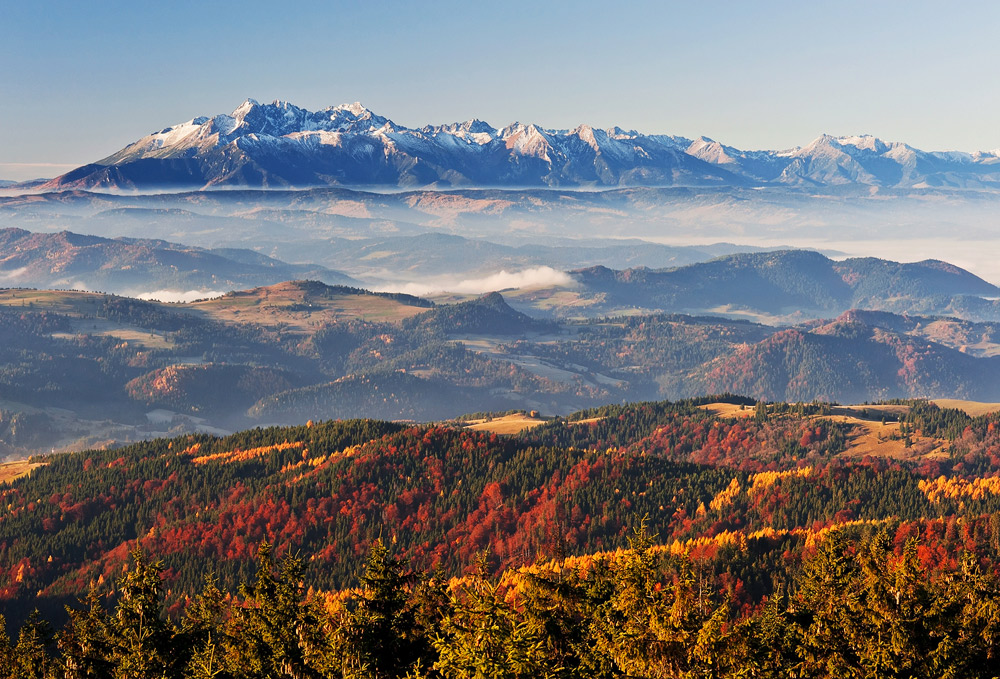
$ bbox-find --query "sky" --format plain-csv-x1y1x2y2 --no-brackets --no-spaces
2,0,999,180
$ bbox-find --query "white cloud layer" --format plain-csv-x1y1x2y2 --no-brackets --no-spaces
135,290,227,303
374,266,575,296
0,267,29,282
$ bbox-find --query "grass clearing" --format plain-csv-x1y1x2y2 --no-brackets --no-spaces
0,289,107,315
698,403,755,418
54,319,174,350
833,418,949,460
699,401,948,460
931,399,1000,416
463,414,548,434
0,460,44,485
568,416,605,425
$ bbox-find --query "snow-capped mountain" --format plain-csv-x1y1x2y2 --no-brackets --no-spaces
40,100,1000,190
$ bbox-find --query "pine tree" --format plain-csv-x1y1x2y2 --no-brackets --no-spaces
13,609,52,679
432,552,557,679
229,543,328,679
0,614,13,679
181,575,230,679
109,547,177,679
57,589,114,679
340,538,427,678
792,530,866,678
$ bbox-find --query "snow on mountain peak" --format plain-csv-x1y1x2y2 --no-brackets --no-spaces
463,119,495,135
836,135,891,153
606,126,638,140
331,102,370,117
572,124,598,148
232,99,260,118
687,136,737,164
44,98,1000,191
499,123,553,159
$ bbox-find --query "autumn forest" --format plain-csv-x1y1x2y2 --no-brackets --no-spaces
2,397,1000,676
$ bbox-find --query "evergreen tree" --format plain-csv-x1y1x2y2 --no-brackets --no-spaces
109,547,177,679
340,539,427,678
57,589,114,679
13,609,52,679
228,543,329,679
432,553,557,679
181,575,230,679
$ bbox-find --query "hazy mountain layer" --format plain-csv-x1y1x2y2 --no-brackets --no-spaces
4,186,999,283
0,227,357,295
542,250,1000,322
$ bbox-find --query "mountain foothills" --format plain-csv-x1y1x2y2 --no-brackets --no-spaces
0,224,787,294
4,398,1000,676
3,245,1000,455
31,99,1000,191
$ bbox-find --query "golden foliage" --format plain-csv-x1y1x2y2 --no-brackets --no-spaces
747,466,812,497
709,478,741,512
918,475,1000,503
189,441,304,465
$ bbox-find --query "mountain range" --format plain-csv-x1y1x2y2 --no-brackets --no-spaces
33,99,1000,191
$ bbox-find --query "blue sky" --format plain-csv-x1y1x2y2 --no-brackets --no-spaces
2,0,999,180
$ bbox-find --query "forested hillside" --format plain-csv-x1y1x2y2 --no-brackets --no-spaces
0,397,1000,676
3,397,1000,675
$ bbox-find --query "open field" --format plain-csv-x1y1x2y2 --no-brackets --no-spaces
698,403,755,418
463,413,548,434
0,288,106,315
569,416,606,425
0,283,431,344
53,319,174,350
931,399,1000,416
0,460,44,485
830,417,949,460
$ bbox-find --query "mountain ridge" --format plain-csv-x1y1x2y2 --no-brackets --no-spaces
34,99,1000,191
557,250,1000,321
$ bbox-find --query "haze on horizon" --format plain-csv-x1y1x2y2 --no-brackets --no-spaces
3,0,1000,181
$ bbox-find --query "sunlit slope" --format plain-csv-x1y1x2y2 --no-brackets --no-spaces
3,397,1000,616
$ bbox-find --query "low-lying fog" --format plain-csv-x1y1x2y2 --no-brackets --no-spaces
370,266,576,297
